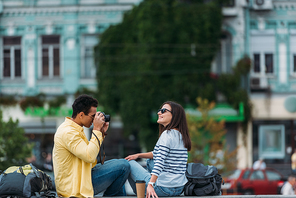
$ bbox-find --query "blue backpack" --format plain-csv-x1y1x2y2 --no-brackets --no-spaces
184,163,223,196
0,163,55,198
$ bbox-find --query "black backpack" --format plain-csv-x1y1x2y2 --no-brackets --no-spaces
184,163,223,196
0,163,56,198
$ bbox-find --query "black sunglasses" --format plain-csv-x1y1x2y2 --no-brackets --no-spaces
158,108,172,114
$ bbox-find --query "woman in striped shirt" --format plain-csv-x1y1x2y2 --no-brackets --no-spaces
125,101,191,198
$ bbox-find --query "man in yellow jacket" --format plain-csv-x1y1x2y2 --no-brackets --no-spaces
53,94,130,197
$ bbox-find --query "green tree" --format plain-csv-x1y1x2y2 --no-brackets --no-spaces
95,0,226,150
216,56,252,138
187,97,237,174
0,110,33,171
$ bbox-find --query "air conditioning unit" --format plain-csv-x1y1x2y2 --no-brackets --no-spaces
250,77,269,89
252,0,273,10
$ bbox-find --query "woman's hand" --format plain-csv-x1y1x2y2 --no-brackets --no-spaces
125,154,139,161
146,185,158,198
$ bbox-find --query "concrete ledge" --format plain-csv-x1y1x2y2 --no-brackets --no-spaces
105,196,296,198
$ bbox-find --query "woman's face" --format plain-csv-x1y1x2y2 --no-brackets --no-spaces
157,104,172,127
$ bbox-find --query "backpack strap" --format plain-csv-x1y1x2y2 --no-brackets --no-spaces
92,132,106,165
19,166,25,175
30,163,41,178
211,177,218,195
30,163,49,192
184,182,196,196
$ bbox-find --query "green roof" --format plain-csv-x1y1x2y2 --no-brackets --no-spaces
185,102,244,122
25,107,73,117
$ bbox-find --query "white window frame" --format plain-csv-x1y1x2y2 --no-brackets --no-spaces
80,34,99,79
292,54,296,75
250,33,275,78
211,32,232,74
39,35,61,79
290,32,296,76
2,37,22,80
258,125,285,159
251,52,274,77
253,52,261,74
264,53,274,74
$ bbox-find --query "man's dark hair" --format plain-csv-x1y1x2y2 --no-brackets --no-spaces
72,94,98,118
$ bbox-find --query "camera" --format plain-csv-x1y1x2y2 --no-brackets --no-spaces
101,112,111,122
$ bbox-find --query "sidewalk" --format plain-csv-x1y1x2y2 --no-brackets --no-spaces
118,196,296,198
112,182,295,198
94,196,296,198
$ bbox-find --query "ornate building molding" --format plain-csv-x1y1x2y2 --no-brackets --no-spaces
2,5,132,16
273,1,296,10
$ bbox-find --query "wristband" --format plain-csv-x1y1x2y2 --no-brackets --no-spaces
148,182,155,188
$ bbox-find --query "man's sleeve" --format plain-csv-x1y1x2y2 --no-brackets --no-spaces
64,129,103,163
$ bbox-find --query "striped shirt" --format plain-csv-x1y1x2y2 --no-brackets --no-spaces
152,129,188,187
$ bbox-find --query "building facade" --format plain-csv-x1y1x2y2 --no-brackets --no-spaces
0,0,141,96
248,0,296,175
0,0,142,165
211,0,296,175
2,0,296,175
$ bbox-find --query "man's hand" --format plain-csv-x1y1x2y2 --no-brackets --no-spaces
93,112,106,132
100,122,109,135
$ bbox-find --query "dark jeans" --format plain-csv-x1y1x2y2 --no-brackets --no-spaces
92,159,130,196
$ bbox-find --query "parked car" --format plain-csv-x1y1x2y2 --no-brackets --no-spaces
222,168,286,195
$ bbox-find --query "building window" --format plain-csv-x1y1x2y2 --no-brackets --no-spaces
265,53,273,73
222,0,235,7
252,53,274,74
259,125,285,159
211,32,232,75
253,53,260,73
105,0,117,4
3,36,22,79
81,35,99,79
293,54,296,72
41,35,60,78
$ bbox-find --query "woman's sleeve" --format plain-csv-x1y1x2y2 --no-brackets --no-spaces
151,131,171,177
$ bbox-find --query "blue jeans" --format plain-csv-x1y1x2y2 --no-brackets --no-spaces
128,159,184,197
92,159,130,196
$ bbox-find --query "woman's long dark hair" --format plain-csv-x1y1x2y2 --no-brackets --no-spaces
158,101,191,151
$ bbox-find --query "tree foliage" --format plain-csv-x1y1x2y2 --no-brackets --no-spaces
0,110,33,171
95,0,225,150
216,56,252,136
187,97,237,174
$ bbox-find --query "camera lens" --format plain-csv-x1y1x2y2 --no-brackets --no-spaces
104,114,111,122
101,112,111,122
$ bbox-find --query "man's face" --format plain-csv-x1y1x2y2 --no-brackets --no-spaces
292,178,296,186
83,106,97,128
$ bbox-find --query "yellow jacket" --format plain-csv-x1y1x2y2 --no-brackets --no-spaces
53,117,103,197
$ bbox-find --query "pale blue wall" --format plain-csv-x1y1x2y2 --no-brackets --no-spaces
248,0,296,93
0,0,142,96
